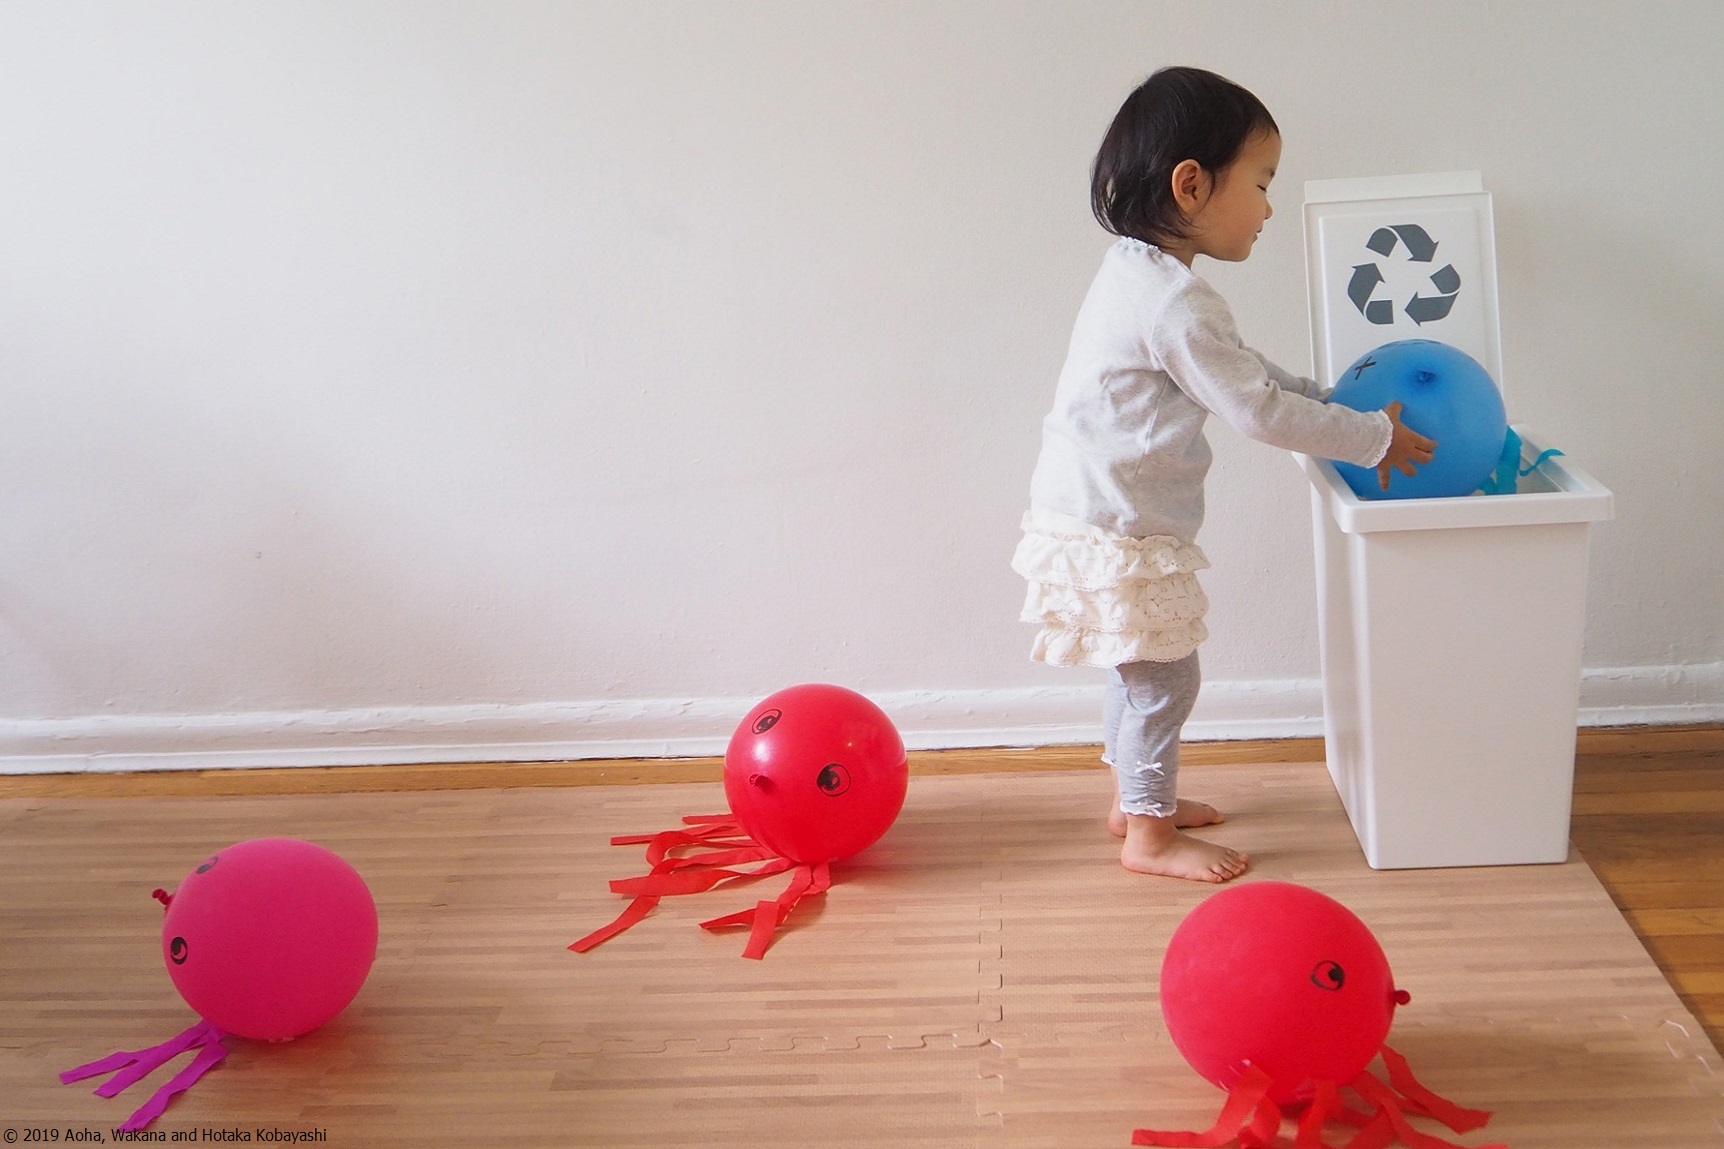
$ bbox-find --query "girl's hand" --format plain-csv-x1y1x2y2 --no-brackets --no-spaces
1377,401,1436,491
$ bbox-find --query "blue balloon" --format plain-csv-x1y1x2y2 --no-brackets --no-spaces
1326,339,1507,500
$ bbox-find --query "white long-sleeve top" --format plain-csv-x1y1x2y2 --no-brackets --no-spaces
1028,239,1392,542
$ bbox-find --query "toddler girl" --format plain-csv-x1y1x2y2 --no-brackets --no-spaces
1012,67,1434,882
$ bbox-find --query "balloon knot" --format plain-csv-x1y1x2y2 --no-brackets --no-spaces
748,773,772,790
151,888,174,909
1393,988,1412,1005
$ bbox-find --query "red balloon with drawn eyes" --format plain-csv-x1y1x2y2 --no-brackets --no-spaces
161,838,378,1042
723,683,908,865
1159,880,1409,1106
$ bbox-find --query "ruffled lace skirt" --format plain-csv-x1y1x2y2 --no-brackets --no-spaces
1011,507,1209,668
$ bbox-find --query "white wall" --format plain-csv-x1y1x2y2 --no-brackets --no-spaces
1,2,1719,771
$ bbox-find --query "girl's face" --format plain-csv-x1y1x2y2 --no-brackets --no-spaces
1171,130,1281,266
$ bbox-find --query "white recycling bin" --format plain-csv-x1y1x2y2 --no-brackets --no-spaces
1299,173,1614,869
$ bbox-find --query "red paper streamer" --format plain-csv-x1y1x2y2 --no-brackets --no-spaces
1132,1047,1506,1149
570,816,830,959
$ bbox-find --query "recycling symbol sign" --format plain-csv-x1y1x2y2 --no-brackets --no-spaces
1347,224,1461,326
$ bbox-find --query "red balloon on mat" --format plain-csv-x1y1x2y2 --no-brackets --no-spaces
723,682,909,864
1159,880,1403,1106
1139,881,1498,1147
163,837,379,1041
572,683,909,960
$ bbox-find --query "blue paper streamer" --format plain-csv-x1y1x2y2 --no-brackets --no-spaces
1479,428,1564,495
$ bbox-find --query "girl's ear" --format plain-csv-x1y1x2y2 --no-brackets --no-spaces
1170,158,1209,215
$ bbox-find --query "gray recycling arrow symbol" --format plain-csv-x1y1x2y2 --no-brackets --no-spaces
1367,224,1438,262
1348,224,1460,326
1348,263,1393,325
1406,262,1461,324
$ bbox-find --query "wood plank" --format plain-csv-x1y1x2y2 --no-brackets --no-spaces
4,723,1714,800
1568,729,1724,1056
0,740,1280,798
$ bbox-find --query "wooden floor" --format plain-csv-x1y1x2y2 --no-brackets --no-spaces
2,727,1721,1146
1565,725,1724,1055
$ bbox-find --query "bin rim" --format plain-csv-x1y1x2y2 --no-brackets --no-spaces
1298,425,1614,534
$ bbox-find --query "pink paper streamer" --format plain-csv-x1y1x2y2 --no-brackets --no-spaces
61,1018,231,1131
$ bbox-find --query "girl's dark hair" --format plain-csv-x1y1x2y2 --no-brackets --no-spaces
1091,67,1278,247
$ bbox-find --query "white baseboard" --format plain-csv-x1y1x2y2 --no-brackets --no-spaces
2,662,1719,775
1574,661,1724,728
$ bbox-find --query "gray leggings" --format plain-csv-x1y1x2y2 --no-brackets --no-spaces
1102,652,1201,818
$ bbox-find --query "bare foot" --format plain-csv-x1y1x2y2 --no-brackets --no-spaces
1107,794,1225,837
1173,797,1223,829
1119,815,1249,883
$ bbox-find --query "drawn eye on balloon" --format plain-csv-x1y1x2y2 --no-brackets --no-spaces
1310,959,1346,991
169,937,190,965
196,856,220,874
752,709,782,735
815,763,851,796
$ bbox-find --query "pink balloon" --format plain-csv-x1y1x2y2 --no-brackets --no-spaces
723,683,908,864
161,838,377,1042
1159,881,1407,1106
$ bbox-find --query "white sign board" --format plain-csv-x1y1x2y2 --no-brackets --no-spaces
1304,172,1503,396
